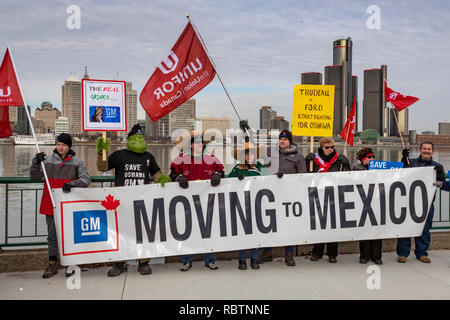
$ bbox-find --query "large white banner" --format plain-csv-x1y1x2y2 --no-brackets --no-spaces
53,167,437,266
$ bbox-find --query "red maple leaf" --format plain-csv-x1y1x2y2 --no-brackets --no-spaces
101,194,120,211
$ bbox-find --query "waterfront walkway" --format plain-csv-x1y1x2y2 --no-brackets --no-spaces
1,251,449,300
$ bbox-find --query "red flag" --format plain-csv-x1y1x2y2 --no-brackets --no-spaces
139,22,216,122
0,47,24,107
384,81,419,111
339,97,356,146
0,105,12,138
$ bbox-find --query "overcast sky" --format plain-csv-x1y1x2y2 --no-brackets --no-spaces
1,0,449,133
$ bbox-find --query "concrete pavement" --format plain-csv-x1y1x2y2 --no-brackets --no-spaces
1,251,449,300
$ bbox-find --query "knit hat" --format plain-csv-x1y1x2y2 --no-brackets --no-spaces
127,124,144,138
55,133,72,148
279,130,292,144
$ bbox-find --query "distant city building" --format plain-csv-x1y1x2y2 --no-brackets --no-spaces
17,105,31,135
55,116,69,136
9,106,18,122
196,116,230,140
34,101,61,133
352,75,359,132
325,65,344,136
439,122,450,135
332,37,354,132
271,116,289,131
363,66,388,136
118,82,138,139
259,106,277,130
168,99,196,137
32,118,46,134
301,72,322,85
421,131,436,135
145,113,170,139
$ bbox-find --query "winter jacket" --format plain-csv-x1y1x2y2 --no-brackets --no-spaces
306,149,351,173
402,154,450,192
263,144,307,175
30,149,91,215
352,161,368,171
169,152,224,181
227,162,265,178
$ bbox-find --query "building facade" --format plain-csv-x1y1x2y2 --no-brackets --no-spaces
363,66,388,136
196,116,230,140
259,106,277,130
34,101,61,133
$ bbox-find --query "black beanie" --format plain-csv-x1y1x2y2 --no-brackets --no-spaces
279,130,292,144
127,124,144,139
55,133,72,148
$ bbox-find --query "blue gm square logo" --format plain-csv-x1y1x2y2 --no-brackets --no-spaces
73,210,108,244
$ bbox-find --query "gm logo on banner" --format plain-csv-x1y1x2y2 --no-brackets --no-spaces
73,210,108,244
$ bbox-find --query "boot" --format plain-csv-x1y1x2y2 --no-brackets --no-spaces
42,260,58,279
258,249,273,264
250,259,260,270
138,261,152,275
285,253,296,267
238,260,247,270
107,262,127,277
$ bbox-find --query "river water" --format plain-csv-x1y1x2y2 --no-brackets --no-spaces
0,143,449,246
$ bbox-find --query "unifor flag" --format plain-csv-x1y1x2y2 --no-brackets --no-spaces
0,47,24,137
139,21,216,122
384,80,419,111
339,97,356,146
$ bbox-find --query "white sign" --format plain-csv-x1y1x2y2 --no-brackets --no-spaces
82,79,127,131
53,167,436,266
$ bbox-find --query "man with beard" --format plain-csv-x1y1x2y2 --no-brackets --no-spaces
96,124,171,276
305,137,350,263
397,141,449,263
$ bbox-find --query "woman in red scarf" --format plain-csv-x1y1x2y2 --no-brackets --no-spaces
305,138,350,263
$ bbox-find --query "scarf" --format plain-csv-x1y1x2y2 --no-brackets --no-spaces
314,149,338,173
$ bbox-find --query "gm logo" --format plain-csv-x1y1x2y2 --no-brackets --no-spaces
73,210,108,244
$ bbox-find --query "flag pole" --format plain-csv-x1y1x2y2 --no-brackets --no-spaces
186,14,251,137
390,102,410,166
8,44,56,208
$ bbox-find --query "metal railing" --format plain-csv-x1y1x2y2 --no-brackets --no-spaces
0,176,114,248
0,176,449,249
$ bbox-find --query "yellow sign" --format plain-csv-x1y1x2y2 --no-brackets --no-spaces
292,84,335,137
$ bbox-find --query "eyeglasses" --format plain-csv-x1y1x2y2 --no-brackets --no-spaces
323,146,334,150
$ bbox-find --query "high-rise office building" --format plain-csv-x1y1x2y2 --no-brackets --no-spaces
196,116,230,139
145,113,170,138
325,65,344,136
271,116,290,131
363,66,388,136
17,105,31,135
55,116,69,136
301,72,322,85
34,101,61,133
352,75,358,132
259,106,277,130
333,38,353,130
439,122,450,135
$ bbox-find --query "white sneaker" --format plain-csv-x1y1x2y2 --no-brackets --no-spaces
205,262,218,270
180,263,192,272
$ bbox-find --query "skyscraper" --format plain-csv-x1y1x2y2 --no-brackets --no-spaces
333,38,353,130
259,106,277,130
363,66,387,136
324,65,344,136
301,72,322,85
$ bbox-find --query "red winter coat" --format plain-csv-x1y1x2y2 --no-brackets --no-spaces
170,152,224,181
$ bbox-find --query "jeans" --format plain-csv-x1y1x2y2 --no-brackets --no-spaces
46,215,58,259
238,249,258,261
181,253,215,264
397,204,434,258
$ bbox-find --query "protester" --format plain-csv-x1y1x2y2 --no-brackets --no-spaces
305,137,350,263
30,133,91,278
260,129,307,266
169,131,225,272
397,141,449,263
97,124,171,276
352,147,383,265
228,140,267,270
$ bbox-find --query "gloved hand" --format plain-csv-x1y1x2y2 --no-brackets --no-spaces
211,172,222,187
62,183,72,193
338,154,349,166
35,152,46,164
433,181,443,188
239,119,250,132
96,136,110,155
177,175,189,189
402,148,410,158
305,153,315,162
157,174,171,187
237,173,245,180
276,171,284,179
